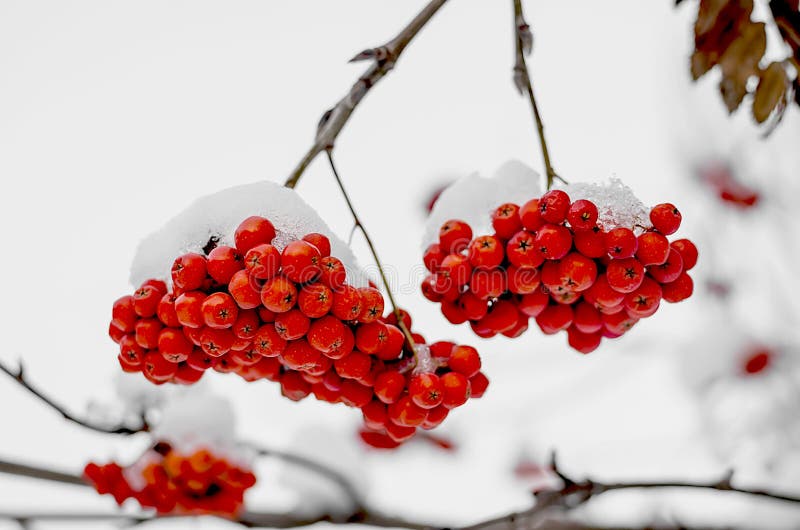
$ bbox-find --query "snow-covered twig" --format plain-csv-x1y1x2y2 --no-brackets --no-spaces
324,151,417,351
0,359,148,435
283,0,450,189
511,0,564,190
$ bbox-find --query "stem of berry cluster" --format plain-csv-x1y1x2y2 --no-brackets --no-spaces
324,150,418,353
283,0,449,190
512,0,563,191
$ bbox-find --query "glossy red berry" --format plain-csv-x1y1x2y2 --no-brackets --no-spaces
307,316,348,356
302,233,331,257
440,372,470,409
635,232,670,266
388,395,428,427
506,231,543,268
334,351,372,380
143,352,178,382
423,243,445,273
207,246,244,284
252,324,286,357
227,269,261,310
574,226,606,258
232,310,260,339
409,373,444,409
507,265,540,295
133,285,161,318
281,241,321,284
355,321,388,354
469,267,507,300
112,295,137,333
518,289,549,317
331,285,363,321
649,203,681,235
260,276,298,313
158,328,193,363
604,228,637,259
661,272,694,303
201,293,239,329
573,302,603,334
439,220,473,254
156,294,181,327
374,370,406,404
171,253,207,291
234,216,276,254
583,274,625,307
519,198,545,232
244,244,280,280
605,258,645,294
648,248,684,284
297,283,333,318
538,190,571,223
535,303,574,334
492,203,523,239
199,327,235,357
468,235,504,268
558,253,598,292
567,327,602,354
534,224,572,260
319,256,347,290
448,345,481,377
670,239,698,270
174,291,206,328
273,309,311,340
357,287,384,323
135,318,162,349
624,277,663,318
567,199,598,230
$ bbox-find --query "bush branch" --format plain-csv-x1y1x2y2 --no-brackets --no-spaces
283,0,449,189
0,359,148,435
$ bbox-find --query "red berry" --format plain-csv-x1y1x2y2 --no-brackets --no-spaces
519,198,545,232
538,190,571,223
558,252,598,292
251,324,286,357
355,321,389,354
648,248,684,284
235,216,277,253
602,310,638,335
375,325,404,361
142,279,167,295
119,335,146,366
469,372,489,398
307,315,348,355
228,269,261,309
457,291,488,320
135,318,162,349
207,245,244,284
506,265,540,295
297,283,333,318
439,254,473,288
604,228,637,259
583,274,625,307
468,235,504,268
439,220,473,254
649,203,681,235
174,291,206,328
534,224,572,260
518,289,549,317
477,299,519,333
421,405,449,429
567,199,598,230
302,233,331,257
408,373,443,409
492,203,523,239
440,372,470,409
567,326,602,354
186,349,217,371
743,349,771,375
339,380,373,408
282,241,321,284
635,232,670,266
260,276,298,313
535,303,574,334
273,309,311,340
319,257,347,290
199,327,235,357
374,370,406,404
143,352,178,382
280,371,311,401
133,285,161,318
423,243,445,273
448,345,481,377
506,231,544,268
331,285,363,321
232,309,260,339
244,244,281,280
282,339,323,372
624,277,663,318
158,328,193,363
661,272,693,303
384,420,417,442
357,287,384,323
362,400,388,430
156,294,181,327
574,226,606,258
201,293,239,329
388,395,428,427
334,351,372,380
173,363,204,385
441,300,468,324
171,253,207,291
112,295,137,333
606,258,645,294
109,322,126,344
670,239,698,270
573,302,603,334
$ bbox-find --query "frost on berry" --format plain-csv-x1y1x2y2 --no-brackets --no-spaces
131,181,369,289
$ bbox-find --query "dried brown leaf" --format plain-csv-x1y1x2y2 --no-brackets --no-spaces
752,62,789,123
691,50,713,80
693,0,753,77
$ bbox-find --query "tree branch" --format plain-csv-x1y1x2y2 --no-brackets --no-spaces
511,0,563,191
283,0,449,189
324,150,418,352
0,359,147,435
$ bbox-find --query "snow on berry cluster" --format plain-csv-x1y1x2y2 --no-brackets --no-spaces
110,215,488,445
83,442,256,517
421,187,698,353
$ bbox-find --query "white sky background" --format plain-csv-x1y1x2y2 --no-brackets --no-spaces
1,1,799,529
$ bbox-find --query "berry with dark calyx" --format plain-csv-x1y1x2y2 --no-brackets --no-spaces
624,278,663,318
439,254,473,288
307,315,347,355
260,276,298,313
157,328,193,363
602,310,638,335
606,258,645,294
228,269,261,310
331,285,363,321
319,256,347,290
234,216,276,253
201,293,239,329
143,352,178,383
409,373,444,409
439,220,473,254
282,241,321,284
157,294,181,327
583,274,625,307
574,225,606,258
604,228,637,259
302,233,331,257
519,198,545,232
375,324,404,361
199,327,235,357
567,199,598,230
492,203,523,239
538,189,571,224
635,232,670,266
244,244,280,280
670,239,698,270
558,253,598,292
650,203,681,235
207,246,244,284
232,310,260,339
357,287,385,323
133,285,161,318
273,309,310,341
648,248,684,284
388,395,428,427
534,224,572,260
506,230,544,268
468,235,504,268
298,283,333,319
355,321,389,354
252,324,286,357
171,253,207,291
119,335,146,366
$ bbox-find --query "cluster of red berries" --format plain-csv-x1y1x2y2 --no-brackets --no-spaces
110,215,488,445
83,442,256,517
700,163,759,208
421,190,698,353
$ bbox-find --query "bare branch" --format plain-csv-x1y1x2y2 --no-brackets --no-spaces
0,359,147,435
511,0,563,190
283,0,449,189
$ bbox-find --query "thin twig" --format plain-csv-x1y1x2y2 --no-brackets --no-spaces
511,0,564,191
284,0,449,189
0,359,147,435
324,150,418,351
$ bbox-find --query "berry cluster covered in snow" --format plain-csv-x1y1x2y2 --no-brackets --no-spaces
421,188,698,353
84,442,256,517
110,215,488,446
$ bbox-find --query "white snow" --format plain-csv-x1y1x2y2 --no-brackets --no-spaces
556,178,651,233
130,181,370,289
